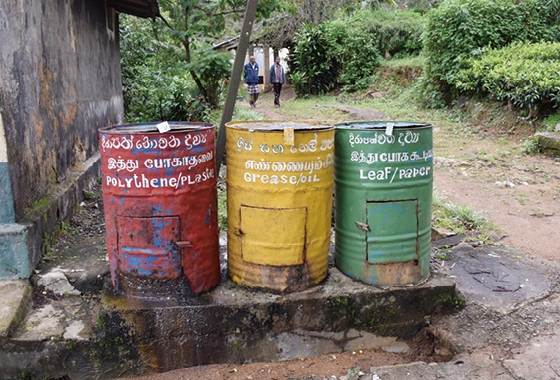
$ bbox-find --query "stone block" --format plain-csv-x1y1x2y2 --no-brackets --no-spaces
536,132,560,157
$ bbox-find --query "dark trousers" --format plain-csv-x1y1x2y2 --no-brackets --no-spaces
273,83,283,106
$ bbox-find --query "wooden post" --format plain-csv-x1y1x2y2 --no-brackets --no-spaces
263,44,270,91
215,0,258,173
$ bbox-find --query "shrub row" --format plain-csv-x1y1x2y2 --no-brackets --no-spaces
455,42,560,111
357,8,424,58
422,0,560,106
290,9,424,96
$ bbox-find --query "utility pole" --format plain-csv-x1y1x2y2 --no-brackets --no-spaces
215,0,258,173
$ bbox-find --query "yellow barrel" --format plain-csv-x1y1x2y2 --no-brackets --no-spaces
226,121,335,293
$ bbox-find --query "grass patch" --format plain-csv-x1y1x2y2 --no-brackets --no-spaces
432,190,498,244
542,112,560,131
379,55,425,70
217,180,227,231
232,105,265,121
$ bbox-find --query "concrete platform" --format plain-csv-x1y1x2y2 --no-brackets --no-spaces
98,269,458,374
0,256,460,378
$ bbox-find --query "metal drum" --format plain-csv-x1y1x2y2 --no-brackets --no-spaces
226,121,334,293
334,121,433,286
99,122,220,299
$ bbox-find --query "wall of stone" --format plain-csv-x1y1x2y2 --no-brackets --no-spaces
0,0,124,220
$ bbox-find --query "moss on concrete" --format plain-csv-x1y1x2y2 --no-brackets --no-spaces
536,132,560,157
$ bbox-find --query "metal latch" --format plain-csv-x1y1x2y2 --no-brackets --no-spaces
355,221,371,232
176,240,193,248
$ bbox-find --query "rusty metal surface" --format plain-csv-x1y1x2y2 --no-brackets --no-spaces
99,122,220,298
226,121,335,293
364,261,424,286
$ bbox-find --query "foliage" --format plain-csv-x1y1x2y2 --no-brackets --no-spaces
124,65,211,122
256,0,399,50
153,0,281,108
421,0,560,108
217,181,228,231
345,367,362,380
184,50,232,108
355,8,425,58
339,32,380,91
411,73,447,109
404,0,444,14
120,15,211,122
522,135,541,154
232,105,265,121
326,18,381,92
455,42,560,113
290,15,382,96
290,23,343,96
542,112,560,131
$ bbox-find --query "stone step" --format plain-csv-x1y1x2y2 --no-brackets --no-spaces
0,280,32,339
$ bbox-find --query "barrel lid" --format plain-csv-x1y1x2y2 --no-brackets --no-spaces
335,121,431,130
100,121,213,134
226,120,333,131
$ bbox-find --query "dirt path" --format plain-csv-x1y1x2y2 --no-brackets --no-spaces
434,155,560,261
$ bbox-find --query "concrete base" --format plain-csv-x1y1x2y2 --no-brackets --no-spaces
0,280,32,338
0,266,460,379
3,234,558,379
95,270,459,376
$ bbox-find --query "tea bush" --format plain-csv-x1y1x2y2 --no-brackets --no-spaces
455,42,560,112
356,8,425,58
290,23,342,96
422,0,560,107
290,13,383,96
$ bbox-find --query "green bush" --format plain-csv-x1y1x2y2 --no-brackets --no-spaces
120,14,215,122
522,135,541,154
339,32,380,91
326,18,381,92
290,17,382,96
422,0,560,107
123,67,211,123
356,8,425,58
184,49,232,108
290,23,342,96
456,42,560,111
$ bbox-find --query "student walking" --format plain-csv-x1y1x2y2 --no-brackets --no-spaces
243,56,259,108
269,56,286,108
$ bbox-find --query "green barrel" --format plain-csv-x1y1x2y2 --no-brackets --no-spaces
334,121,433,286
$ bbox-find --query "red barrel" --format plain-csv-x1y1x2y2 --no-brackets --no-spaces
99,122,220,299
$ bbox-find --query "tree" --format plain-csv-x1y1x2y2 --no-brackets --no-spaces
120,14,210,122
256,0,398,51
156,0,282,108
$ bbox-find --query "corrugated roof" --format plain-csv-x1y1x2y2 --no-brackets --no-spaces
107,0,160,19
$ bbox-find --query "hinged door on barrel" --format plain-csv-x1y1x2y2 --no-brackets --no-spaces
334,121,433,286
226,121,334,293
99,122,220,299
